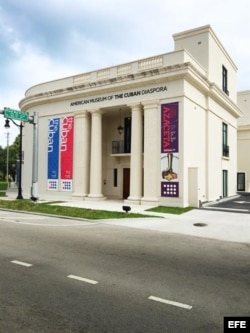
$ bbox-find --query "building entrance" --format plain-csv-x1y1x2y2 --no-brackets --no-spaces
123,168,130,199
237,172,245,191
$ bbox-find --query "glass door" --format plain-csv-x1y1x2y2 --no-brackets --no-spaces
237,173,245,191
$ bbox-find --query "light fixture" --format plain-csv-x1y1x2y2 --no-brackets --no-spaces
117,108,123,134
4,119,10,128
122,205,131,213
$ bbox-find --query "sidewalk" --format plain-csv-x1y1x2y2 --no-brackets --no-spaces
103,209,250,244
53,199,250,244
3,192,250,244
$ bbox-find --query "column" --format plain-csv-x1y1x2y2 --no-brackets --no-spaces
126,103,143,204
141,100,160,205
87,109,105,200
72,110,90,199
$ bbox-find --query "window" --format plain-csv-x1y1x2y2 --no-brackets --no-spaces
222,122,229,157
222,65,229,95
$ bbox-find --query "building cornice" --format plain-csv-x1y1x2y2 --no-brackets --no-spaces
238,124,250,131
208,83,242,118
19,55,241,121
20,62,199,110
20,50,206,109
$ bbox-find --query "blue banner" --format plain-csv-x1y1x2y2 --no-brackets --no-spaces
47,118,60,190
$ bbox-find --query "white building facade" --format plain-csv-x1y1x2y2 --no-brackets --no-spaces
237,91,250,192
20,25,242,207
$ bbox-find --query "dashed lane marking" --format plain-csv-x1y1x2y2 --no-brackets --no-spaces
67,274,98,285
9,261,193,309
11,260,33,267
148,295,192,310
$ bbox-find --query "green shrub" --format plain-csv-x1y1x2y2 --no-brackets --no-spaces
0,182,8,191
0,182,8,197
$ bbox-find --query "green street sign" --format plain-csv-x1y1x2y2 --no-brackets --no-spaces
4,108,29,122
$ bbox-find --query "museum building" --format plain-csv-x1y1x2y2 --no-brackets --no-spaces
19,25,242,207
237,90,250,193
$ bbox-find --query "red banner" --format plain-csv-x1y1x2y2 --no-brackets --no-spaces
60,116,74,191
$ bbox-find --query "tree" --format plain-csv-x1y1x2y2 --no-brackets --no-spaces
9,135,20,181
0,135,19,181
0,146,5,180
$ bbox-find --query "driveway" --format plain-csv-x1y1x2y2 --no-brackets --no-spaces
203,193,250,213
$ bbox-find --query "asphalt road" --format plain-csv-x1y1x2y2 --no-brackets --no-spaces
205,193,250,213
0,211,249,333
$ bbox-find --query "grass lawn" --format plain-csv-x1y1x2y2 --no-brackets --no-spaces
0,199,150,219
147,206,193,215
0,199,193,219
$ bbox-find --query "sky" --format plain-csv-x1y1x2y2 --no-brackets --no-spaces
1,0,250,147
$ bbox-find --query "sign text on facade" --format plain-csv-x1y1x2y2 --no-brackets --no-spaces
70,86,167,107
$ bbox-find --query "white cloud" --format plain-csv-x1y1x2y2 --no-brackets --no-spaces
1,0,250,149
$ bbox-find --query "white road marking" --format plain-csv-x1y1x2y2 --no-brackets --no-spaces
11,260,33,267
233,201,246,204
67,275,98,285
207,207,249,212
148,296,192,310
2,216,46,220
0,217,99,227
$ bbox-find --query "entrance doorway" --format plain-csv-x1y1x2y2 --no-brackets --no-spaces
237,172,245,191
123,168,130,199
222,170,228,197
188,167,199,207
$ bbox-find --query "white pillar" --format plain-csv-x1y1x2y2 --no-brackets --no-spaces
141,100,160,205
87,109,105,200
126,104,143,204
73,110,90,199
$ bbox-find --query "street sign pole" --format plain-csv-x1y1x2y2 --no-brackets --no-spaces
3,107,29,122
30,112,39,201
2,107,27,199
1,107,35,200
16,122,24,199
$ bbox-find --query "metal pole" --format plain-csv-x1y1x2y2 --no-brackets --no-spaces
16,122,23,199
30,112,38,200
5,132,9,187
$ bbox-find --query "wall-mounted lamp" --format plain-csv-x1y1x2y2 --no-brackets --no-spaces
117,108,123,134
117,125,123,135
